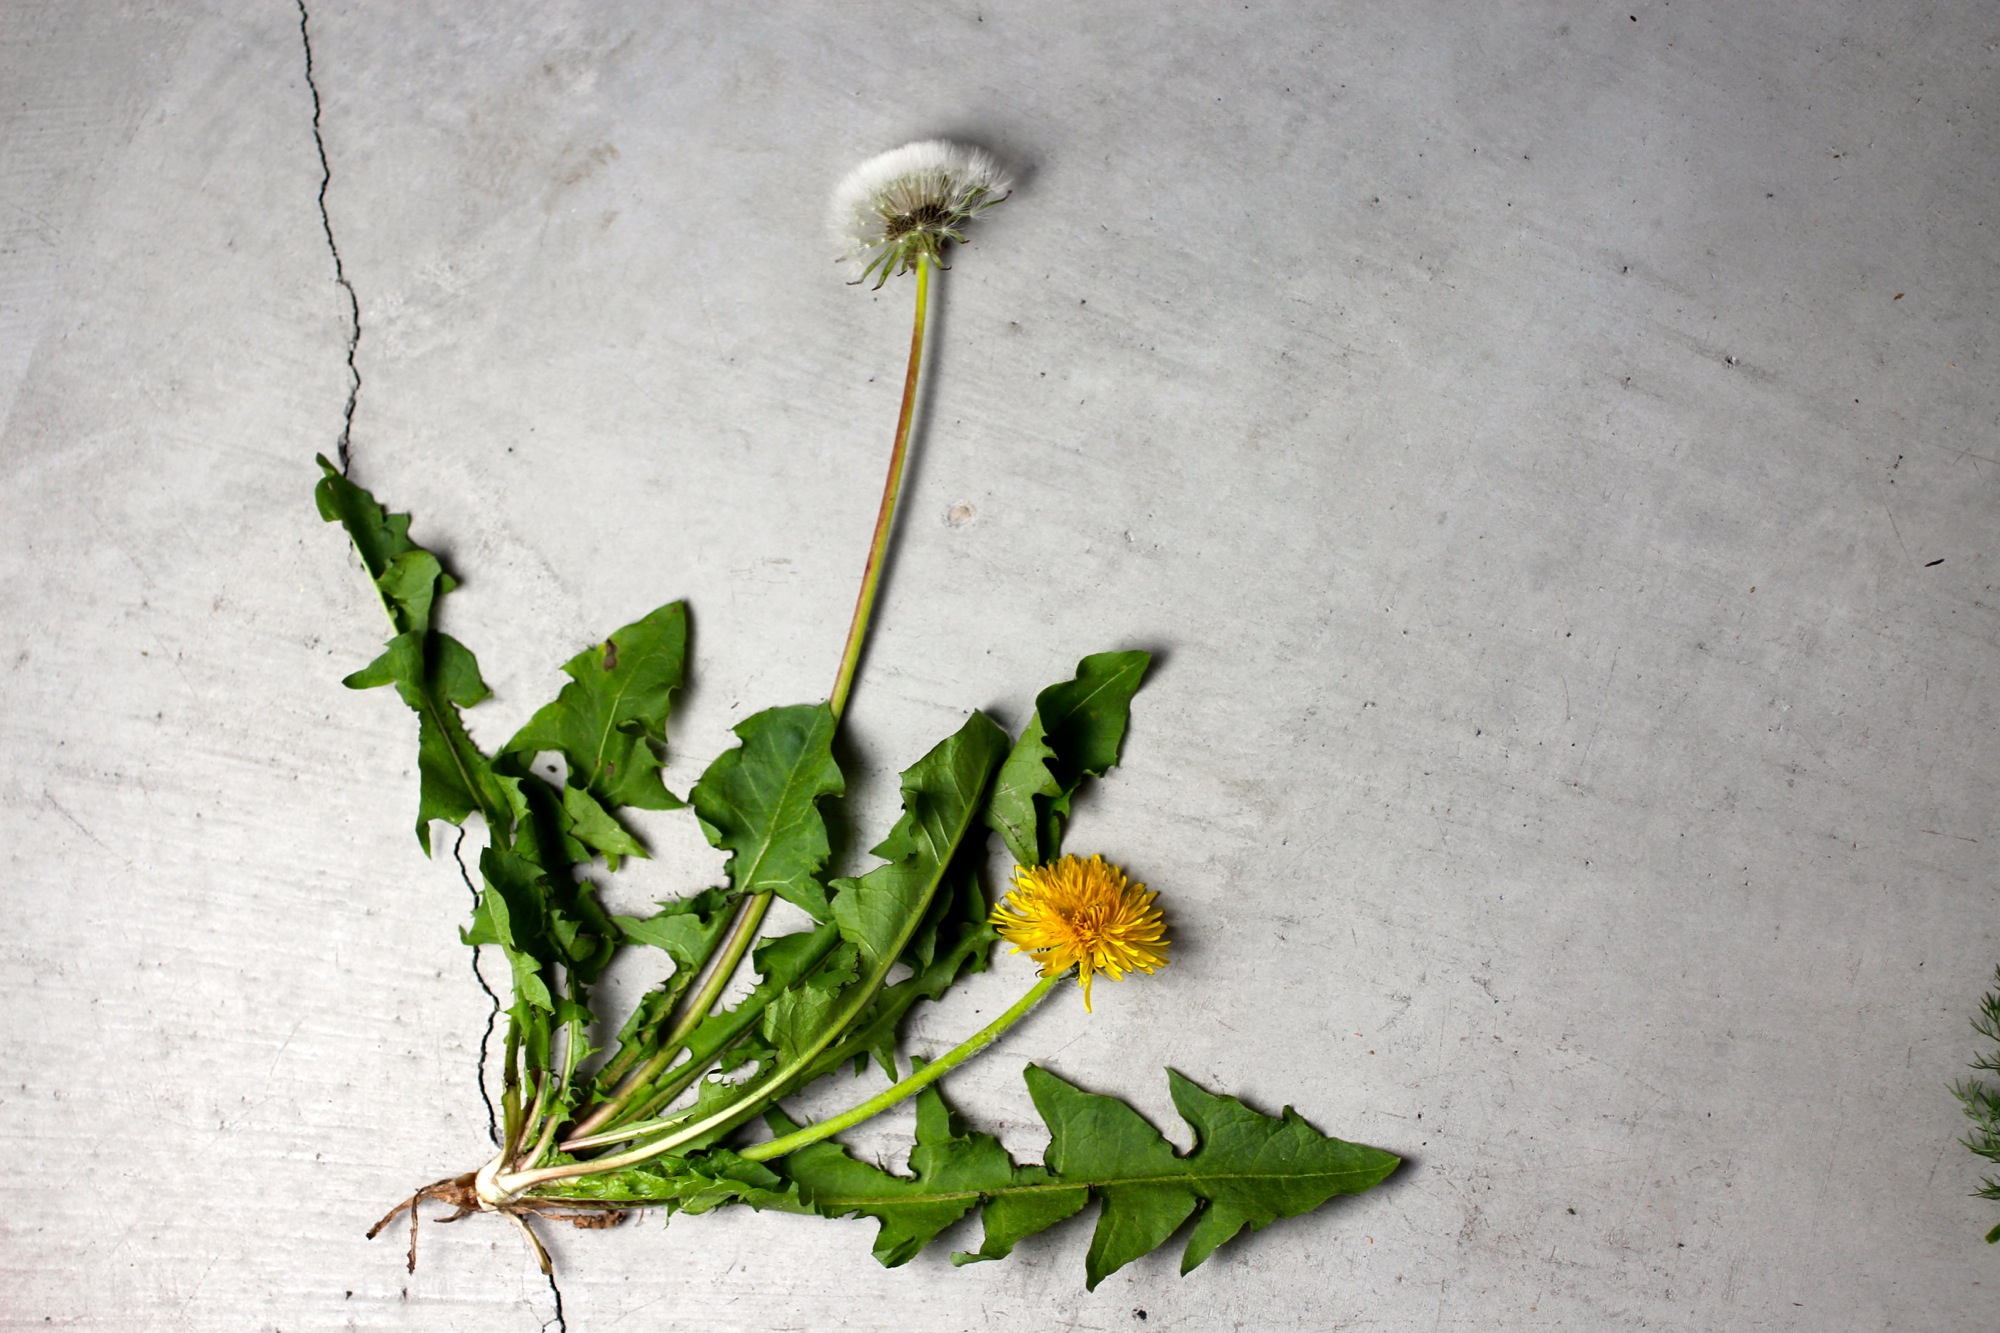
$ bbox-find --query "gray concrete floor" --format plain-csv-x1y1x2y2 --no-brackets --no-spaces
3,2,1997,1328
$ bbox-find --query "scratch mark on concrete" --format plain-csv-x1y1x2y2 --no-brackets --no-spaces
1576,715,1603,773
42,789,109,852
265,1016,307,1079
1925,1134,1951,1189
1883,502,1910,564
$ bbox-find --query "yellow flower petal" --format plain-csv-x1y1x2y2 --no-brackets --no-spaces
989,854,1168,1012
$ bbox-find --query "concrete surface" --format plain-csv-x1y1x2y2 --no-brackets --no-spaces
3,2,1997,1328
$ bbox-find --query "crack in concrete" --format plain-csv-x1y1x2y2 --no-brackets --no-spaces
453,828,504,1149
296,0,362,473
540,1269,568,1333
297,23,595,1327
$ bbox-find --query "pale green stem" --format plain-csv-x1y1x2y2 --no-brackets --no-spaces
565,894,773,1143
499,1025,524,1155
515,986,588,1154
562,1031,753,1152
741,971,1062,1163
519,1093,565,1171
561,1086,707,1152
666,894,772,1047
536,255,938,1182
497,815,965,1193
518,1072,550,1159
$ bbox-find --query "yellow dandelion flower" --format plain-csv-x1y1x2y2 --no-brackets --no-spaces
990,854,1169,1011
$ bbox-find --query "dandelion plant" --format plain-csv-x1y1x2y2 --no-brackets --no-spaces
324,140,1400,1292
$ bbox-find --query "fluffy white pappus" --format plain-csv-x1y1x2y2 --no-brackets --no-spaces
829,140,1011,284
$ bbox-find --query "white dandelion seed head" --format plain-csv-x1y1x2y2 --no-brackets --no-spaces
830,140,1011,286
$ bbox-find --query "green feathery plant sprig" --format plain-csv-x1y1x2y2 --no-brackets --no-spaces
326,140,1400,1289
1952,968,2000,1242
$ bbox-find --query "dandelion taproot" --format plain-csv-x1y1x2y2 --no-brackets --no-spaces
991,854,1169,1010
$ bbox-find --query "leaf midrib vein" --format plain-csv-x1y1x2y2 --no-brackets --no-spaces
1042,661,1145,741
584,634,676,787
417,675,500,828
810,1166,1382,1209
733,710,833,895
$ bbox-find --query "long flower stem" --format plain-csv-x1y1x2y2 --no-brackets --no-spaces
741,972,1061,1163
543,255,938,1180
830,250,931,720
567,255,936,1151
